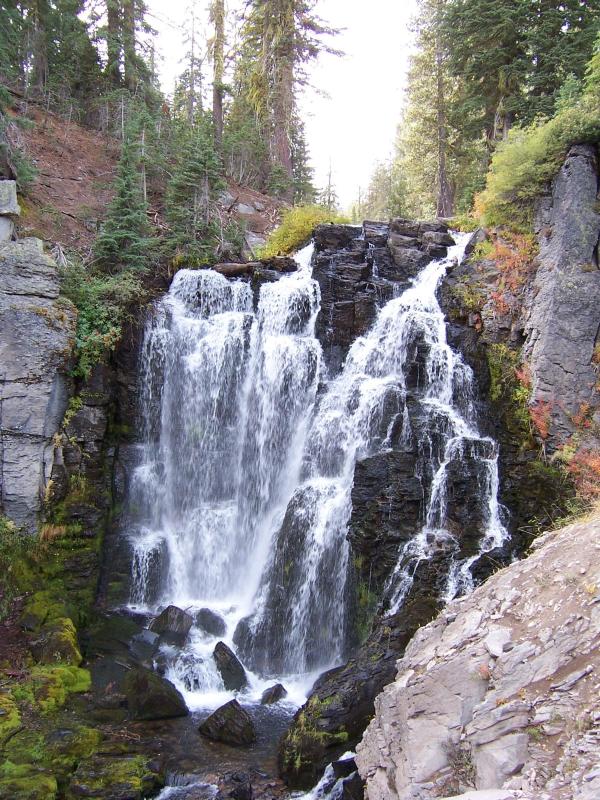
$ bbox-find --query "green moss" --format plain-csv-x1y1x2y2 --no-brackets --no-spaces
449,281,485,315
27,666,91,714
280,696,350,786
32,617,82,667
4,730,47,765
486,344,531,441
65,754,161,799
0,761,57,800
0,692,21,745
21,591,69,632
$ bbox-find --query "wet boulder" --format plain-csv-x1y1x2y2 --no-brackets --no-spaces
196,608,227,637
199,699,256,745
260,683,288,705
129,629,160,663
123,666,188,720
332,757,358,780
341,772,364,800
213,642,248,691
227,771,253,800
149,605,193,646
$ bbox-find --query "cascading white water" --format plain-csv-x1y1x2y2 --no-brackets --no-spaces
243,234,508,672
126,229,509,707
128,245,323,706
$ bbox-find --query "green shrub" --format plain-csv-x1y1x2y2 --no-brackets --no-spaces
477,58,600,231
59,260,146,378
260,205,350,258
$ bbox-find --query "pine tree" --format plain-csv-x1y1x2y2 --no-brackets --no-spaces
164,118,226,265
318,163,339,212
94,118,153,273
209,0,226,151
237,0,338,199
363,160,407,221
290,115,316,203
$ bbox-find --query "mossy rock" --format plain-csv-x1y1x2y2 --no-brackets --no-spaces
0,692,21,745
28,666,91,714
65,754,163,799
3,730,47,766
20,591,69,633
0,761,57,800
123,667,188,721
30,617,82,667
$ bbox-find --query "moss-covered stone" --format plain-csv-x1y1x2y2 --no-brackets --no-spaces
30,618,82,667
278,695,350,789
28,666,91,714
65,754,163,799
20,591,70,633
0,761,58,800
0,692,21,745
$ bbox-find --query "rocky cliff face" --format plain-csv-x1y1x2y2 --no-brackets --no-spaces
356,512,600,800
441,144,600,537
0,184,77,531
524,144,600,444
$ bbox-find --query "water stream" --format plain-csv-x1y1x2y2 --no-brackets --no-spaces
125,229,508,712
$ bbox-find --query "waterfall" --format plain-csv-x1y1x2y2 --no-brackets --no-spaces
125,229,509,705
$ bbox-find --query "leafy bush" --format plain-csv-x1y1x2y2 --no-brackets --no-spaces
60,260,146,378
260,205,350,258
476,42,600,230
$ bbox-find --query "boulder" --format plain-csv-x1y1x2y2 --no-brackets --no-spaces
123,667,188,720
421,230,455,248
341,772,364,800
196,608,227,637
129,629,160,662
198,699,256,745
227,771,253,800
30,618,83,666
149,605,193,646
260,683,287,705
332,757,358,780
213,641,248,691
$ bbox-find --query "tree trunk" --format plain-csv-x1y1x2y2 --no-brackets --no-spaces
106,0,122,86
31,0,49,94
211,0,225,152
434,14,452,217
122,0,137,92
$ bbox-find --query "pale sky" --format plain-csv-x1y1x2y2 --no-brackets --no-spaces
146,0,418,208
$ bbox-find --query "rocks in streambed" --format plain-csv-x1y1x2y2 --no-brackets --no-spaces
149,605,193,646
129,629,160,662
196,607,227,637
260,683,287,705
199,699,257,745
225,771,254,800
124,666,188,720
213,641,248,691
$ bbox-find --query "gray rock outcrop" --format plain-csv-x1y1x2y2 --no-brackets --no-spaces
355,514,600,800
0,237,76,531
524,144,600,443
0,180,19,242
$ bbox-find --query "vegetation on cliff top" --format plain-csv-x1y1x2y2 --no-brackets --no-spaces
359,0,600,225
260,205,349,257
